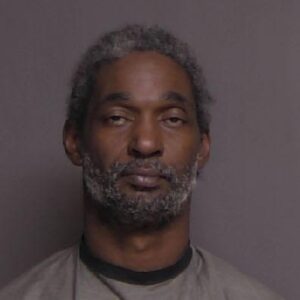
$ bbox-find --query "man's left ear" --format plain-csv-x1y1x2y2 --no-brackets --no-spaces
196,133,210,169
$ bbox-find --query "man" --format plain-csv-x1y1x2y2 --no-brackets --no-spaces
0,25,283,299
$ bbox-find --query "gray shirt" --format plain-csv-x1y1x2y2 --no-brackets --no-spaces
0,245,284,299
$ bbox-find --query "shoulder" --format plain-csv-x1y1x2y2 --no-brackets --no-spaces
194,246,284,300
0,246,78,300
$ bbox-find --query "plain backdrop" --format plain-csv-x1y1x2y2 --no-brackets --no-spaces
0,1,299,299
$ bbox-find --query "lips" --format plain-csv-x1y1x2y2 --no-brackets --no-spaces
121,168,163,190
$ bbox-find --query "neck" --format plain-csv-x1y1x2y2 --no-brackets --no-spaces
83,200,191,272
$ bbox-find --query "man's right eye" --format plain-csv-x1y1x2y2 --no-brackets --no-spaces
106,115,128,126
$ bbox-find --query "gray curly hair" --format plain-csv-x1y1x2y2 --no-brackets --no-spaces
67,24,212,134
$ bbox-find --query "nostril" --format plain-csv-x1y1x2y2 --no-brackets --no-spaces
129,148,162,159
128,137,163,158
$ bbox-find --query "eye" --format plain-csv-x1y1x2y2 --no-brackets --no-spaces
107,115,128,126
163,116,186,128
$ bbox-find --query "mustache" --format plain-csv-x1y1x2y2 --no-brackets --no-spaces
108,159,177,182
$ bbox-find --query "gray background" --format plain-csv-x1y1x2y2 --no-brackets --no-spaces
0,0,299,299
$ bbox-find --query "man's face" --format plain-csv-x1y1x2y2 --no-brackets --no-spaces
77,51,209,230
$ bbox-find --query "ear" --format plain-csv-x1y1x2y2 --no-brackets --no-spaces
196,133,210,169
63,120,83,166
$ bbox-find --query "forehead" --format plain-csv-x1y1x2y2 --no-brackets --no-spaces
94,51,195,105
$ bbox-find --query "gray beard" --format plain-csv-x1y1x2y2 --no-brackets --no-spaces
82,154,198,231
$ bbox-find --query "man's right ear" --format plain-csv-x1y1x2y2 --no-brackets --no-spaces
63,120,83,166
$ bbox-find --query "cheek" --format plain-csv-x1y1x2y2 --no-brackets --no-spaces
85,129,128,169
164,131,201,167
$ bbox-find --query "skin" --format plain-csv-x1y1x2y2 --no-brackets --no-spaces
63,51,210,272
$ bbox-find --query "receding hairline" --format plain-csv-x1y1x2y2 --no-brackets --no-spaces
66,24,212,135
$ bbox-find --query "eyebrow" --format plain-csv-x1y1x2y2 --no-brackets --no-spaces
96,90,190,106
100,92,131,103
162,91,189,104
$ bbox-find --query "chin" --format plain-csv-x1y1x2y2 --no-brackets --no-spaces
89,190,190,232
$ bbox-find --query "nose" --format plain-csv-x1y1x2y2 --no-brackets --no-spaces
127,118,163,159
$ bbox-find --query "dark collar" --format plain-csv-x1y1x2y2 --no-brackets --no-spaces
79,238,192,285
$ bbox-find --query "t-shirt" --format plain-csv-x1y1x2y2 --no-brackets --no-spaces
0,244,284,300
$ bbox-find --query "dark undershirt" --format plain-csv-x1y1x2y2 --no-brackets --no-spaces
79,238,193,285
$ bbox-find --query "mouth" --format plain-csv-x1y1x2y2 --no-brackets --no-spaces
121,168,165,191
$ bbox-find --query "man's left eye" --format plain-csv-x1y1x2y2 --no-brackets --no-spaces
163,117,185,127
